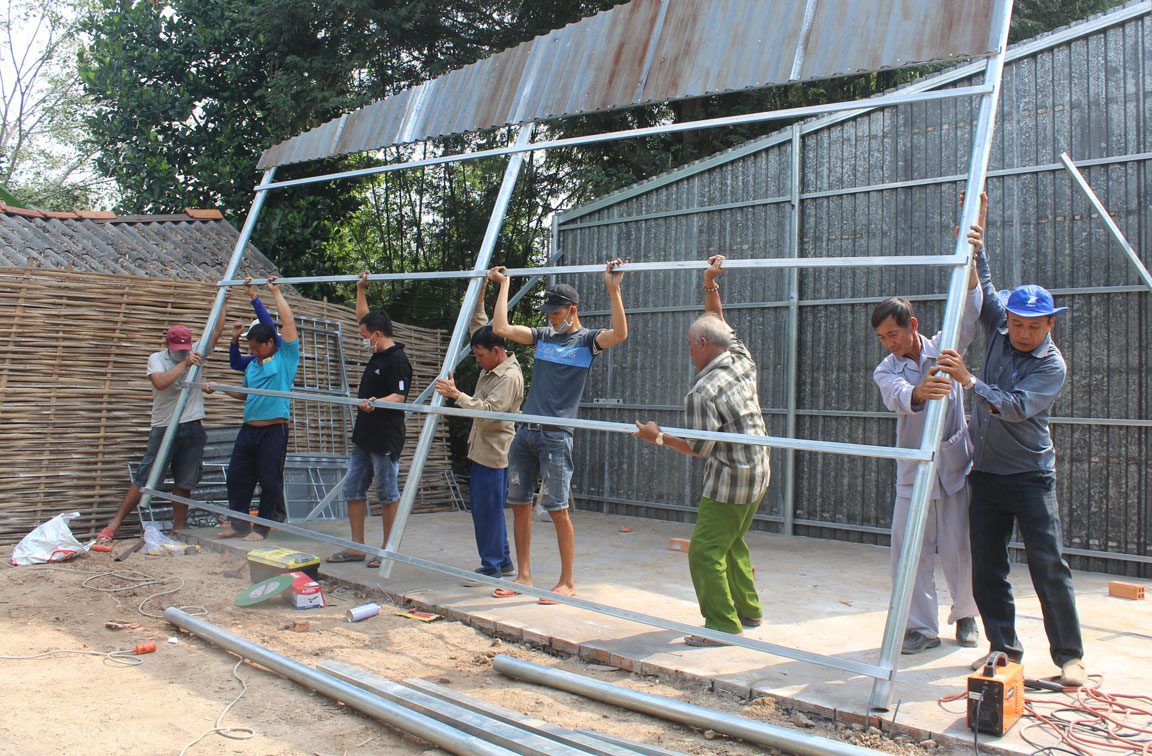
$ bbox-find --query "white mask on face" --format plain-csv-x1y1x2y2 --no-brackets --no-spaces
169,349,191,362
554,307,574,335
363,333,378,351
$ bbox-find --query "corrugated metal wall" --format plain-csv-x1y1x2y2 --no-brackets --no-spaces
555,4,1151,576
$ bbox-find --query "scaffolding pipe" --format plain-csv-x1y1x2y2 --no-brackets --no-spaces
163,609,519,756
381,124,534,579
868,0,1015,712
137,167,277,514
185,381,932,462
1058,152,1152,294
255,84,993,193
149,489,886,679
783,124,802,536
222,254,967,287
493,656,886,756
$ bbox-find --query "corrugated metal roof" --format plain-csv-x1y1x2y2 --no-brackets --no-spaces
257,0,1002,170
0,210,280,280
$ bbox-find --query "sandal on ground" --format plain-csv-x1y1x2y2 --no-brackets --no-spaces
366,557,382,569
739,616,763,628
326,550,365,564
492,587,521,598
684,634,734,648
216,527,244,539
538,588,577,605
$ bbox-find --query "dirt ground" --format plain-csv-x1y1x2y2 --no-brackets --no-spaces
0,545,947,756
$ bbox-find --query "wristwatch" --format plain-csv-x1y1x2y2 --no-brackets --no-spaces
964,374,977,390
654,432,665,446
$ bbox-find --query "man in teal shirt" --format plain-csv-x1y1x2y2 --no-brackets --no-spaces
218,276,300,541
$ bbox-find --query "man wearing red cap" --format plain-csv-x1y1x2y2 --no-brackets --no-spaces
95,310,227,547
935,246,1086,687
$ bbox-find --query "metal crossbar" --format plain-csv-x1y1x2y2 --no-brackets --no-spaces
222,255,968,287
182,381,932,462
143,487,889,680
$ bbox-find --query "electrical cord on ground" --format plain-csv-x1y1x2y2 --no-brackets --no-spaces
177,658,256,755
0,648,143,666
27,565,207,618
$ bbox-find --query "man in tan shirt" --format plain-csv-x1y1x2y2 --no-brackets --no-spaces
435,278,525,577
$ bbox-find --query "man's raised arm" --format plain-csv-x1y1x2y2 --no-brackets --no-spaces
595,258,629,349
488,266,535,346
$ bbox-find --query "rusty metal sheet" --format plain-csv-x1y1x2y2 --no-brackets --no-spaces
258,0,1002,170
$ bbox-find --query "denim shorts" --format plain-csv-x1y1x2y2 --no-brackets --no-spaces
345,445,401,503
506,427,573,511
133,421,207,490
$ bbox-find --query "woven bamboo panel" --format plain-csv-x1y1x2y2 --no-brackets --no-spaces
0,266,455,543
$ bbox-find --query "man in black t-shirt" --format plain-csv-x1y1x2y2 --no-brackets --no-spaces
327,272,412,568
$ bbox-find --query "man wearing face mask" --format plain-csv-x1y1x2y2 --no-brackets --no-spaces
489,259,629,603
326,272,413,567
434,274,524,580
934,241,1086,688
94,307,227,548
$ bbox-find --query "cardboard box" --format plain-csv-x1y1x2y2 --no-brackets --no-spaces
285,571,325,610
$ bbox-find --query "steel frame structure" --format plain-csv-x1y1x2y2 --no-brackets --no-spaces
138,0,1014,712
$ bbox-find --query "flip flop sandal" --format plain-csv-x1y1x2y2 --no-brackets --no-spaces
492,587,521,598
366,557,382,569
538,589,576,605
683,634,733,647
326,550,365,564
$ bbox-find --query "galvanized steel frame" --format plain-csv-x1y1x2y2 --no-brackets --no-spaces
133,0,1019,711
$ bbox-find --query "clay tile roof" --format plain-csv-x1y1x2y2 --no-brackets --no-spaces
74,210,117,219
41,210,81,220
0,203,45,218
184,208,224,220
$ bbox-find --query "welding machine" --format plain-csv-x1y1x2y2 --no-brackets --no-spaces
967,652,1024,736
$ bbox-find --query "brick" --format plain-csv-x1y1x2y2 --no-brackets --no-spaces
549,637,579,657
469,615,496,634
521,629,550,646
1108,581,1145,600
494,622,524,642
607,653,636,672
579,644,611,664
437,605,469,624
668,537,690,553
713,678,752,699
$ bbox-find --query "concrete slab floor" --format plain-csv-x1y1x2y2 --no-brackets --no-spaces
180,509,1151,755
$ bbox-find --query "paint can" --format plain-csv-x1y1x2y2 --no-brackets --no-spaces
347,603,379,622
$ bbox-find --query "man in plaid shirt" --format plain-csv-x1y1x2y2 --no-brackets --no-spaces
634,255,770,646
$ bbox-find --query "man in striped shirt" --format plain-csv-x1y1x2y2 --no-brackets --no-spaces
634,255,770,646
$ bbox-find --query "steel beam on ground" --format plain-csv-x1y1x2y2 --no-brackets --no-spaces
381,124,534,580
185,380,932,462
222,254,968,287
147,488,888,678
164,609,519,756
136,168,276,515
868,0,1015,713
254,85,993,194
1058,152,1152,294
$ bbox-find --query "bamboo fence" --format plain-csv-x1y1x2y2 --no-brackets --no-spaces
0,265,455,543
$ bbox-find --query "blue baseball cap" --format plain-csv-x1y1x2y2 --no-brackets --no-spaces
997,284,1068,317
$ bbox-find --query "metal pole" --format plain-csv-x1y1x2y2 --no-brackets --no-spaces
493,656,887,756
1058,152,1152,294
868,0,1015,712
137,168,277,514
186,381,933,462
380,124,534,579
222,254,966,287
164,609,520,756
255,85,994,193
783,124,802,536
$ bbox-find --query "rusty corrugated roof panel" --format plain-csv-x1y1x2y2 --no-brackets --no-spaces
257,0,1002,170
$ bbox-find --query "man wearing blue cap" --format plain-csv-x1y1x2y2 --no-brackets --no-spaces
935,245,1085,687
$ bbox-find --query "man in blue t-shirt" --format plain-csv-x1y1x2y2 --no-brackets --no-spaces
489,259,629,602
218,276,300,542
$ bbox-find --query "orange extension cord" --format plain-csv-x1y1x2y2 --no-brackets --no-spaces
939,676,1152,756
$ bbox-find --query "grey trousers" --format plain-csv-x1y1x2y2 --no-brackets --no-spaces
891,486,979,638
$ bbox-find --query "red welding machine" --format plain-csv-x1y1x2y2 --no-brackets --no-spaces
967,652,1024,736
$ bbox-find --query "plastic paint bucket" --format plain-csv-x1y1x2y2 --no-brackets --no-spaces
347,603,379,622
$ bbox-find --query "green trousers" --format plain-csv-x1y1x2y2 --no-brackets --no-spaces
688,491,765,634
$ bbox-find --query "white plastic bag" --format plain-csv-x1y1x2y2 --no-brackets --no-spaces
11,512,92,565
142,524,197,556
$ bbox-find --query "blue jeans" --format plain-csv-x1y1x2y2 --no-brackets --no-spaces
969,470,1083,666
227,423,289,536
470,462,512,575
506,427,573,511
345,445,400,503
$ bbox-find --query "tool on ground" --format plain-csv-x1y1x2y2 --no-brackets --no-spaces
966,652,1024,736
132,641,157,655
395,610,441,622
115,538,146,562
347,603,380,622
91,542,114,553
234,575,295,607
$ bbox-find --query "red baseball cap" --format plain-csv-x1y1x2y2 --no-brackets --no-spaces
165,325,192,349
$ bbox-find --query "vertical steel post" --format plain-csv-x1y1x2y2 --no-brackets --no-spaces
868,0,1014,711
783,125,802,536
138,168,277,514
379,125,534,578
